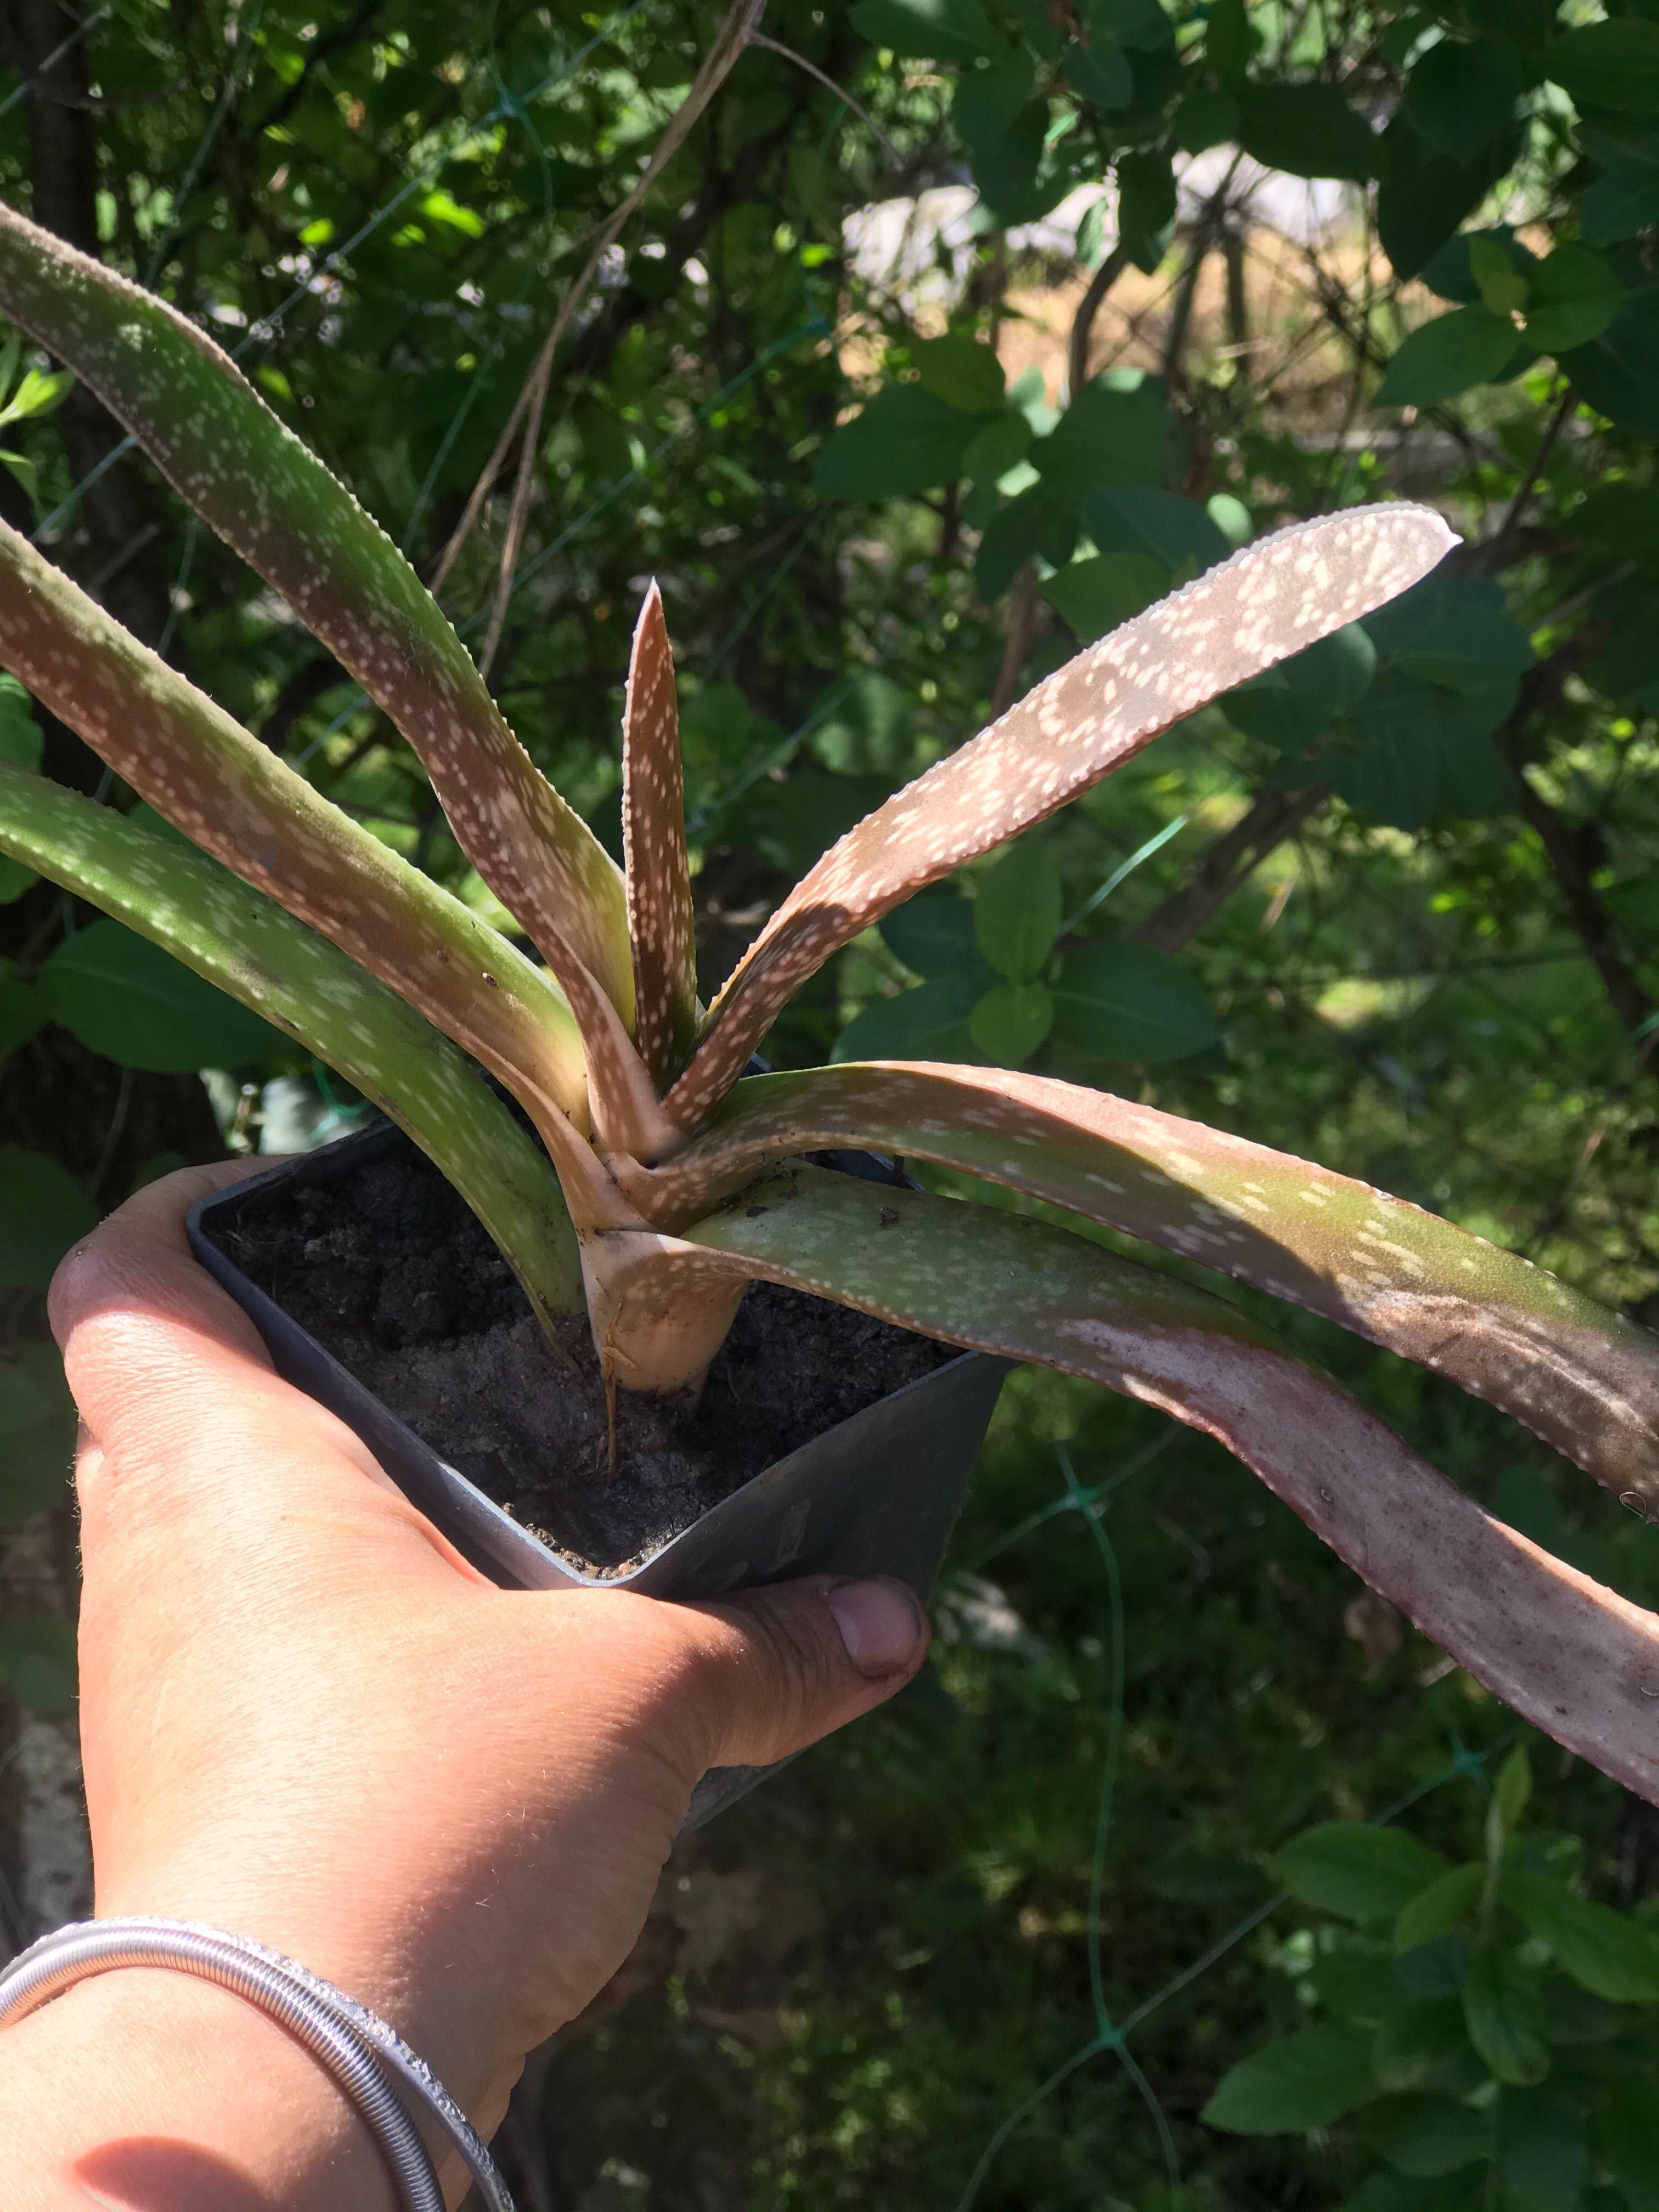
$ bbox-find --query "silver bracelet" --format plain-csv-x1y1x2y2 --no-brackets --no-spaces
0,1916,515,2212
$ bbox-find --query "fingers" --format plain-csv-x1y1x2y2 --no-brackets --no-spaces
50,1157,279,1395
658,1575,931,1775
50,1159,421,1559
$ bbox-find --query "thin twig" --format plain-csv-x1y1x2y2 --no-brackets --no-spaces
1068,242,1131,400
1477,381,1575,575
433,0,769,677
987,562,1040,718
1132,785,1330,953
749,32,901,168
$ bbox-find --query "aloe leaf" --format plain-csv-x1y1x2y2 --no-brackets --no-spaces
0,199,634,1023
664,505,1455,1130
0,515,640,1229
0,766,582,1319
622,583,699,1087
595,1164,1659,1802
619,1061,1659,1515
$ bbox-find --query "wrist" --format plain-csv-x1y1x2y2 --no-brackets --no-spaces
0,1965,399,2211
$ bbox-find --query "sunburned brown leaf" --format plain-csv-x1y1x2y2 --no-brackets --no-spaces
597,1166,1659,1804
0,516,636,1233
664,505,1456,1130
623,583,699,1088
615,1062,1659,1515
0,199,635,1026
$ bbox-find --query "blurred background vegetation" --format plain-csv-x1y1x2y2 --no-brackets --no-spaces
4,0,1659,2203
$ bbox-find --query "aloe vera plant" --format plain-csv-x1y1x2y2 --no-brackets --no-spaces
3,199,1659,1803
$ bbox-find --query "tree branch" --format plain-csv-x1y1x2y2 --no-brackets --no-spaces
1068,241,1131,399
1516,776,1651,1035
1499,652,1653,1039
1132,784,1330,953
986,562,1039,720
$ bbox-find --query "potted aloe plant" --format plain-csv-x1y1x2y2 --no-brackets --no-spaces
2,198,1659,1814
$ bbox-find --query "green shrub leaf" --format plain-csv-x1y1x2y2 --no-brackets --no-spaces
1035,371,1172,493
1201,2022,1378,2134
1400,36,1523,162
832,975,983,1065
1083,486,1232,575
1276,1824,1451,1922
961,409,1031,484
40,917,287,1073
969,980,1054,1065
0,964,43,1059
1358,2091,1491,2176
974,839,1061,984
1502,1870,1659,2001
849,0,994,59
1064,28,1131,108
1497,2085,1587,2212
0,1147,95,1289
814,383,983,499
1371,1996,1469,2093
974,483,1076,599
910,333,1006,414
1493,1745,1532,1835
1041,551,1171,642
1116,147,1177,272
1050,939,1218,1064
1522,246,1622,354
0,673,40,769
1236,81,1379,181
1375,306,1527,406
1598,2077,1659,2212
879,890,990,987
1394,1863,1485,1954
1462,1943,1550,2086
1545,20,1659,116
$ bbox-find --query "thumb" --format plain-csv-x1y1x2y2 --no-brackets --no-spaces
660,1575,932,1777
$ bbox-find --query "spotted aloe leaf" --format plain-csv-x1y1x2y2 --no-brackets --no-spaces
664,505,1455,1130
616,1062,1659,1515
0,765,582,1321
595,1165,1659,1804
0,200,634,1029
622,583,699,1088
0,515,640,1226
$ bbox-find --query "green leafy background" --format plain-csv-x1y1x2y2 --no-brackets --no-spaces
6,1,1659,2205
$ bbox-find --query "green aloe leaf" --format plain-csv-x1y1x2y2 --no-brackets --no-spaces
618,1063,1659,1520
0,201,631,1022
592,1165,1659,1800
668,505,1454,1132
0,769,581,1322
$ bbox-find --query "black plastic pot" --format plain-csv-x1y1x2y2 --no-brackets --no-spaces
187,1121,1007,1825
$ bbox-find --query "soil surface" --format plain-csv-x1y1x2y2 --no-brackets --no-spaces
213,1130,955,1574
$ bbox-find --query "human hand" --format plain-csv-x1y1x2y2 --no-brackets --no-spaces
1,1160,929,2210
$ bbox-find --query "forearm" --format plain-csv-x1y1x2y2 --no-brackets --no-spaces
0,1970,404,2211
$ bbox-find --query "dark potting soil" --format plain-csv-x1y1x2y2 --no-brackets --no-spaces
216,1133,956,1575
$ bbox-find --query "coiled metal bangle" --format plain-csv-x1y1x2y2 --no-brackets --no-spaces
0,1916,515,2212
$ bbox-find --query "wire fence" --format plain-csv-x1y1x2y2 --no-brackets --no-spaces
948,1440,1513,2210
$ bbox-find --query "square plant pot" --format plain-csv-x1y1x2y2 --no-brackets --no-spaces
187,1120,1008,1825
